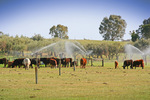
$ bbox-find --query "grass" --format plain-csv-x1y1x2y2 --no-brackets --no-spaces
0,60,150,100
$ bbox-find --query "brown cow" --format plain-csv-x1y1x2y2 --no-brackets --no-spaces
61,58,72,67
122,60,133,69
80,58,87,68
49,58,57,68
133,59,144,69
115,61,118,69
0,58,8,67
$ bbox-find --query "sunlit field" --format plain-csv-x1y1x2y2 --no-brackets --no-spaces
0,60,150,100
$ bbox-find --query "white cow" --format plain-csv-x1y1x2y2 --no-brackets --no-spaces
23,58,31,70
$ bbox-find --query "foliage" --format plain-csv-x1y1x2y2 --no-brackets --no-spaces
133,38,150,51
31,34,44,41
99,15,127,41
0,33,132,60
49,24,69,39
130,30,140,42
136,17,150,39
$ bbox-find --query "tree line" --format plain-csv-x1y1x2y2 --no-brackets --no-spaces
0,33,150,60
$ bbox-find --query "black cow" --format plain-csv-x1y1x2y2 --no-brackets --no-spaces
0,58,8,67
40,58,58,68
133,59,144,69
30,58,40,68
12,58,25,68
70,61,77,67
122,60,133,69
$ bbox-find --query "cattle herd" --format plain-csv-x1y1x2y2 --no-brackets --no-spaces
114,59,144,69
0,57,87,69
0,57,145,69
122,59,144,69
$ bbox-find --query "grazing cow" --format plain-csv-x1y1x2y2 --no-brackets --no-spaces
51,57,60,66
115,61,118,69
12,58,25,68
61,58,72,67
40,58,51,67
80,58,87,68
40,58,57,68
122,60,133,69
30,58,40,68
7,61,14,68
0,58,8,67
71,61,77,67
49,58,57,68
133,59,144,69
23,58,31,70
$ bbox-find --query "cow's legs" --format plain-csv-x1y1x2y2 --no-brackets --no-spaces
123,66,125,69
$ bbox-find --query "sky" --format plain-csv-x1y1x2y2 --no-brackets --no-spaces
0,0,150,40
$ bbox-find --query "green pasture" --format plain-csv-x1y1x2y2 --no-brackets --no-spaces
0,60,150,100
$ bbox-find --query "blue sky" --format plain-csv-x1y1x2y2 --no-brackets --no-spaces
0,0,150,40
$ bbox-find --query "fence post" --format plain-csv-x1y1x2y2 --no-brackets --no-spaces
59,59,61,76
102,59,104,67
91,58,93,66
77,59,78,66
35,67,38,84
74,56,76,71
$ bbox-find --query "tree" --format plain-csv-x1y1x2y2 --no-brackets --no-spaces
130,30,140,42
0,31,3,36
31,34,44,41
49,24,68,39
99,15,127,41
137,17,150,39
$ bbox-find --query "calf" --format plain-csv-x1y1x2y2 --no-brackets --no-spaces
115,61,118,69
80,58,87,68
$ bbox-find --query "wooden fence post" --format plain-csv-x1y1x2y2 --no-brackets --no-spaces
102,59,104,67
35,67,38,84
91,58,93,66
59,59,61,76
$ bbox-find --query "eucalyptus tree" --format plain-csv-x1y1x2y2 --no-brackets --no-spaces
99,15,127,41
136,17,150,39
49,24,68,39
